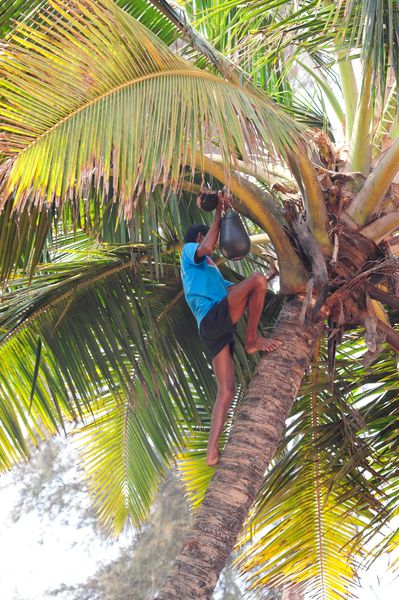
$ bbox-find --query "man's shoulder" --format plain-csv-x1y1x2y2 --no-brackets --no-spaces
182,242,200,266
182,242,198,253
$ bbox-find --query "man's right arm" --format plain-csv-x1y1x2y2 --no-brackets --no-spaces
195,191,227,260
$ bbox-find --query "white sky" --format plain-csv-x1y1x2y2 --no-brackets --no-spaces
0,442,131,600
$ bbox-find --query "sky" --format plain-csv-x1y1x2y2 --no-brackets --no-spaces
0,439,131,600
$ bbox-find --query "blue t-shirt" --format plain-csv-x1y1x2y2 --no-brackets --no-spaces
181,242,233,327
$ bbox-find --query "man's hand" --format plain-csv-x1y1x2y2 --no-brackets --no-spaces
216,191,224,213
216,189,232,214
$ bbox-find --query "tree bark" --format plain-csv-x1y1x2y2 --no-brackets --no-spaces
156,299,324,599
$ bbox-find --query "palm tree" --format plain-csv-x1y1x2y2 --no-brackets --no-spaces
0,1,398,599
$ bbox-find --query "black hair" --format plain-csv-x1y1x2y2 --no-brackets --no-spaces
183,224,210,244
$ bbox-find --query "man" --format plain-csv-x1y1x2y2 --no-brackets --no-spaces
181,190,281,467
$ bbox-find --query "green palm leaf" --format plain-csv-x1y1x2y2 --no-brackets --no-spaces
229,329,399,599
174,323,399,598
188,0,399,119
190,1,341,72
340,0,399,95
234,355,378,598
0,230,274,531
0,240,200,505
73,389,175,534
0,0,44,38
0,0,177,43
339,342,399,568
0,0,302,222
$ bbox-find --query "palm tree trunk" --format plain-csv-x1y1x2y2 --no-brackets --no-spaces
156,299,323,599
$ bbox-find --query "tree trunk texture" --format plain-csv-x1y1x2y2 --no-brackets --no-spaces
156,299,324,599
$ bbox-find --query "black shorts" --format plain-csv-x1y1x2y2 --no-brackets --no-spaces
199,296,235,360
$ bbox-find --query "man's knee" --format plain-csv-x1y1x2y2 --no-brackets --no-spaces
250,272,267,291
218,380,236,402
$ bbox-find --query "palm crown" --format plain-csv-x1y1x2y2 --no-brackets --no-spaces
1,1,399,599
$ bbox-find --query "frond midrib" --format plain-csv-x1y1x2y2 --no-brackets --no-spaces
0,258,135,347
4,68,247,161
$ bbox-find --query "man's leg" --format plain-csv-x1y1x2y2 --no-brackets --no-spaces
207,344,236,467
227,272,281,353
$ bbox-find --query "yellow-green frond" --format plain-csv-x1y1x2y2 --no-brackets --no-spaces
0,0,302,221
0,235,271,531
234,335,391,599
74,389,172,535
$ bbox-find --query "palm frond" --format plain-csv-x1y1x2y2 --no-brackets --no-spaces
191,1,341,75
191,0,399,103
0,198,52,280
0,240,200,476
0,0,302,225
0,172,216,281
0,0,177,43
343,343,399,567
234,346,381,598
0,231,278,531
73,385,182,534
339,0,399,97
0,0,44,38
178,2,338,133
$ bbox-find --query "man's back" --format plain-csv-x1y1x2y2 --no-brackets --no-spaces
181,242,232,327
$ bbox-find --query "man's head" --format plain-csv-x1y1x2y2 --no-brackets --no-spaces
184,224,210,244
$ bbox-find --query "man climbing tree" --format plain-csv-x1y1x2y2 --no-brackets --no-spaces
2,1,399,599
181,190,280,466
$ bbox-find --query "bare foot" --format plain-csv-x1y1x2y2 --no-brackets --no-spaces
206,445,220,467
245,337,282,354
